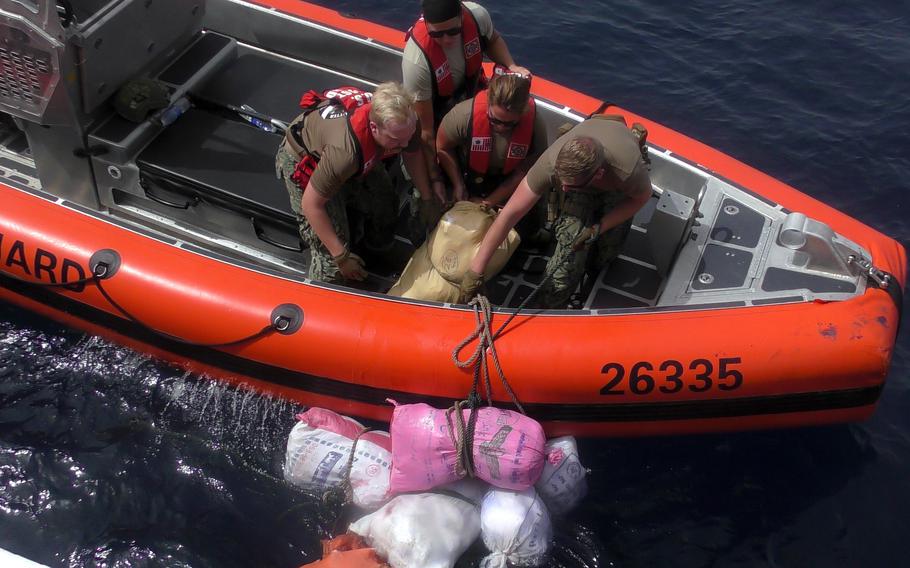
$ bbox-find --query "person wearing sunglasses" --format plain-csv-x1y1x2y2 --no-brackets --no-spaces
434,71,548,239
459,116,653,308
402,0,531,238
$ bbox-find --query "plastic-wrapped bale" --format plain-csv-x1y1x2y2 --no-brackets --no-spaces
534,436,588,516
388,201,520,301
479,488,552,568
389,402,546,493
445,477,489,504
284,408,392,509
349,491,481,568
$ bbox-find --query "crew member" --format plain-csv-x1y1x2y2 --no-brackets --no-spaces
275,82,432,284
436,71,548,234
403,0,530,229
459,116,653,307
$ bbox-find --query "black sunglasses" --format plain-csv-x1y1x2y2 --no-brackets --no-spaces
487,111,519,128
428,26,462,38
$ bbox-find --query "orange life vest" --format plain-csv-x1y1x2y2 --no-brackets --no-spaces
467,89,536,182
289,87,392,188
407,5,485,118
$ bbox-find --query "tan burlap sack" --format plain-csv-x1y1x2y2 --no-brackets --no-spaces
389,202,520,301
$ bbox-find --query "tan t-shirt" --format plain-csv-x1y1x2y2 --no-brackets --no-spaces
439,97,548,176
525,117,651,197
298,106,419,198
401,2,496,103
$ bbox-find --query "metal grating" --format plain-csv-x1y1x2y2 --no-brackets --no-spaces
0,40,53,110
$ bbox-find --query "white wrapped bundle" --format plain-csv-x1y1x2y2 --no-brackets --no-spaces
535,436,588,516
349,491,481,568
479,487,552,568
283,408,392,509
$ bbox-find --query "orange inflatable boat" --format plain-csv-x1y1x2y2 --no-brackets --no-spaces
0,0,904,437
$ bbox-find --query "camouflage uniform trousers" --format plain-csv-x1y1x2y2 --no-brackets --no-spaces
538,189,632,308
275,145,398,283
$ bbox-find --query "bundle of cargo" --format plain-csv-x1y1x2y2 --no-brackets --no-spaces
388,202,520,302
388,401,547,493
284,408,393,509
285,406,589,568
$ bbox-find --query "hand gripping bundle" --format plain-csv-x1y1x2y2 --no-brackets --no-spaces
389,201,520,301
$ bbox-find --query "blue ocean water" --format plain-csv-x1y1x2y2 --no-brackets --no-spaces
2,1,909,566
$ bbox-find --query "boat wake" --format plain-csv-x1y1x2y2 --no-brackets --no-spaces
1,305,611,567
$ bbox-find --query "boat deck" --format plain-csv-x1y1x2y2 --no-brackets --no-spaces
121,35,666,308
0,25,864,313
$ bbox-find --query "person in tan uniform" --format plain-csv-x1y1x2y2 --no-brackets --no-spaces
402,0,530,230
460,116,653,307
436,72,547,206
275,83,432,284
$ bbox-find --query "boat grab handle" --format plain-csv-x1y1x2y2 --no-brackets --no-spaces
251,217,304,252
145,187,200,210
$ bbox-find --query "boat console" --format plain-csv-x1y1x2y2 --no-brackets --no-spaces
0,0,877,312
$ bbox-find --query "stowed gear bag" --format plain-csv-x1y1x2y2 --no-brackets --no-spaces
388,401,546,493
113,77,170,123
284,408,392,510
479,487,552,568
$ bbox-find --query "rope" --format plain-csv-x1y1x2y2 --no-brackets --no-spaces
3,260,284,347
451,242,578,415
94,276,279,348
0,266,104,289
445,400,476,479
318,427,374,536
452,295,525,414
338,427,374,504
450,227,592,426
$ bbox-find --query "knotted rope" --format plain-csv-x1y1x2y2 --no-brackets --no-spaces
451,295,525,414
446,236,582,480
449,295,527,481
445,400,477,479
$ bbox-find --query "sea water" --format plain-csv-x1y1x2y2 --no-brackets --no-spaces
2,1,909,566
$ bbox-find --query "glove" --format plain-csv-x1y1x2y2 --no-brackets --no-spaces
333,247,368,281
459,269,484,301
419,197,443,230
571,224,600,251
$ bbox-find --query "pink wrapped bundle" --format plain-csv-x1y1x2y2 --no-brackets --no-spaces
388,402,546,494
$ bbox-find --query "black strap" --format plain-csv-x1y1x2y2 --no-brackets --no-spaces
587,101,614,118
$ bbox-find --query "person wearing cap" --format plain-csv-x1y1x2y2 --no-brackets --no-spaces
459,116,653,308
275,82,432,285
403,0,530,233
435,71,548,238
